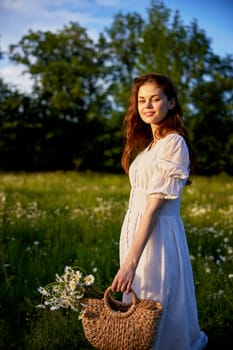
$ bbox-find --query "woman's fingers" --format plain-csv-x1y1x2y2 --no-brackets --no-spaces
126,282,132,294
111,264,135,293
111,278,132,294
111,277,118,292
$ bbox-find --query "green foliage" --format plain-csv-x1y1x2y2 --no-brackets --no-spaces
188,56,233,174
10,23,98,103
0,0,232,174
0,172,232,349
98,11,145,109
26,310,96,350
6,22,114,172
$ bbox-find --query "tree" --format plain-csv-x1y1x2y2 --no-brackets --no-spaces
98,0,233,174
1,1,232,174
97,12,145,112
0,79,43,170
189,54,233,174
8,22,110,171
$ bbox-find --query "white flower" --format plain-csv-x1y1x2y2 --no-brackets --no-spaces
38,286,49,296
75,270,82,282
35,304,46,309
75,292,84,300
50,305,60,311
55,273,63,282
84,274,95,286
65,265,71,273
36,265,99,318
69,279,77,291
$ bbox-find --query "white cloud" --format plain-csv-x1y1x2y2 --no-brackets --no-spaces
0,0,114,92
0,0,113,51
0,62,33,93
0,1,123,93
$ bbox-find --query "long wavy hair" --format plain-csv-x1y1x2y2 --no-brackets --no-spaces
121,73,196,174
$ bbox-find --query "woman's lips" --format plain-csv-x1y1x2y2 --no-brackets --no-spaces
144,112,154,116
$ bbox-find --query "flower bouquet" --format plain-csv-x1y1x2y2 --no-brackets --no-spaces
36,265,103,319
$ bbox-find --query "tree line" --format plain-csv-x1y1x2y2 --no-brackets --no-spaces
0,0,232,174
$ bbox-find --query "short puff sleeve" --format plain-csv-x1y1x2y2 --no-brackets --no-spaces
146,134,190,199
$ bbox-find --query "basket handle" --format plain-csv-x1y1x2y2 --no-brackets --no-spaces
104,287,138,316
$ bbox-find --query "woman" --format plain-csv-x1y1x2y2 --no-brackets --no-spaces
111,73,208,349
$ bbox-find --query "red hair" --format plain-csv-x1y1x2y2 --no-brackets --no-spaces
121,73,195,173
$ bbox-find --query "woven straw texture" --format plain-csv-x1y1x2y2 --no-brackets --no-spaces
82,286,163,350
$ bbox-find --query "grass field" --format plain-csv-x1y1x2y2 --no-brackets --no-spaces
0,172,232,349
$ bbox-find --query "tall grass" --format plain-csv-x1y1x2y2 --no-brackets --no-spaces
0,172,232,349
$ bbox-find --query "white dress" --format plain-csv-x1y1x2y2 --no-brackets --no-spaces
120,134,208,350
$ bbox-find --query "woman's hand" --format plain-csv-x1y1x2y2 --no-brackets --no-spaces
111,262,136,294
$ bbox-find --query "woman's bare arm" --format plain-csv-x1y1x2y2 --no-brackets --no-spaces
111,195,165,294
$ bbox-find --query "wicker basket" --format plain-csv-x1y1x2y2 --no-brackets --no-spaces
81,286,163,350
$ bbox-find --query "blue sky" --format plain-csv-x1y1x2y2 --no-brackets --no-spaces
0,0,232,92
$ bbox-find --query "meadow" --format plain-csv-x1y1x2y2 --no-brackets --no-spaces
0,172,232,349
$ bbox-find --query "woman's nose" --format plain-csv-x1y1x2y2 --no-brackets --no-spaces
146,100,153,108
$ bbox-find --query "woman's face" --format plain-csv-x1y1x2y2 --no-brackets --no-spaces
137,82,175,129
